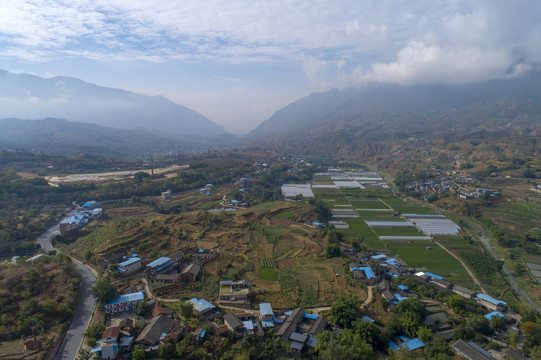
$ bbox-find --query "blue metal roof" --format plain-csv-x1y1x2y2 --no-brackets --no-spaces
146,257,170,268
425,272,444,280
476,293,506,306
82,201,97,208
398,285,409,292
119,257,141,267
303,313,319,320
484,311,503,320
259,303,274,316
361,316,375,322
358,266,376,279
371,254,386,260
391,337,425,351
105,292,144,306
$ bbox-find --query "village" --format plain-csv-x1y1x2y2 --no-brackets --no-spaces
62,161,531,360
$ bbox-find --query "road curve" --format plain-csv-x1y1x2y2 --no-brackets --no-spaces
36,208,97,360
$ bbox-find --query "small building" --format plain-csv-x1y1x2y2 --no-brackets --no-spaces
309,315,328,335
81,200,97,209
484,311,504,321
118,257,142,275
219,279,251,306
390,337,425,352
431,278,452,290
382,290,397,303
259,303,275,327
188,298,216,317
224,313,245,333
146,257,173,274
289,332,308,352
475,294,507,312
155,274,181,283
104,292,144,315
453,285,475,299
135,315,177,347
276,307,304,340
59,214,88,234
169,250,184,262
180,263,201,282
161,190,172,200
452,340,494,360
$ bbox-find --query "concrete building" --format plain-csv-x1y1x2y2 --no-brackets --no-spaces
188,298,216,317
104,292,144,315
118,257,142,275
259,303,275,328
475,294,507,312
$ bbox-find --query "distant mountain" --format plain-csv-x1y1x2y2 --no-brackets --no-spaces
0,118,236,157
246,72,541,155
0,70,227,138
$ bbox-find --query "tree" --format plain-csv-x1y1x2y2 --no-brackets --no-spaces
133,172,151,182
417,326,433,343
135,301,150,316
158,343,173,359
89,276,117,304
132,345,146,360
84,323,106,339
331,295,363,328
179,301,194,319
326,243,341,258
77,349,92,360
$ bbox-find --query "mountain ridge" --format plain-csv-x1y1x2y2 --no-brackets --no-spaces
0,70,227,138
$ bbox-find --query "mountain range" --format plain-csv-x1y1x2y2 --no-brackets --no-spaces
0,70,226,139
246,72,541,155
1,69,540,158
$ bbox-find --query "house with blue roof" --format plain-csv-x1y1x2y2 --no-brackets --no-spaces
118,257,142,274
484,311,504,321
475,293,507,312
146,257,173,274
104,292,144,314
390,337,426,352
81,200,97,209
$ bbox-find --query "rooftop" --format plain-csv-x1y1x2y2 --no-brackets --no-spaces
188,298,216,313
146,257,171,268
105,292,144,306
119,257,141,267
259,303,274,316
476,293,506,306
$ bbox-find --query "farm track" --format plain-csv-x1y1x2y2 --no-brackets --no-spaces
432,239,486,294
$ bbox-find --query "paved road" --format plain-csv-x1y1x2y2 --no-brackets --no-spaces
37,208,79,251
36,208,97,360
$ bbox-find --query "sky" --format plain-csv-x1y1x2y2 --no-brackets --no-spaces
0,0,540,135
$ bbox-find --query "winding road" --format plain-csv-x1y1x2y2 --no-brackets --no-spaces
36,208,97,360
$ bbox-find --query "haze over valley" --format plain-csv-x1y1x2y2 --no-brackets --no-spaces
0,2,540,360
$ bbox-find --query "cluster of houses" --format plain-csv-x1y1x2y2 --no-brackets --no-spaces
109,249,218,290
59,200,103,235
96,292,187,359
406,166,501,201
200,183,214,195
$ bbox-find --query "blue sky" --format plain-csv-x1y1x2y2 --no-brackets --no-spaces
0,0,540,134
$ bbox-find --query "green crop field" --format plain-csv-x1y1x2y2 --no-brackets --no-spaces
278,271,297,290
259,268,277,281
259,257,277,268
349,199,389,209
385,240,468,277
336,218,385,248
373,227,426,237
272,211,294,219
263,226,282,244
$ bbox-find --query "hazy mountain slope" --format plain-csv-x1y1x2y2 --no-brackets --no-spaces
0,118,233,157
246,73,541,147
0,70,226,138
